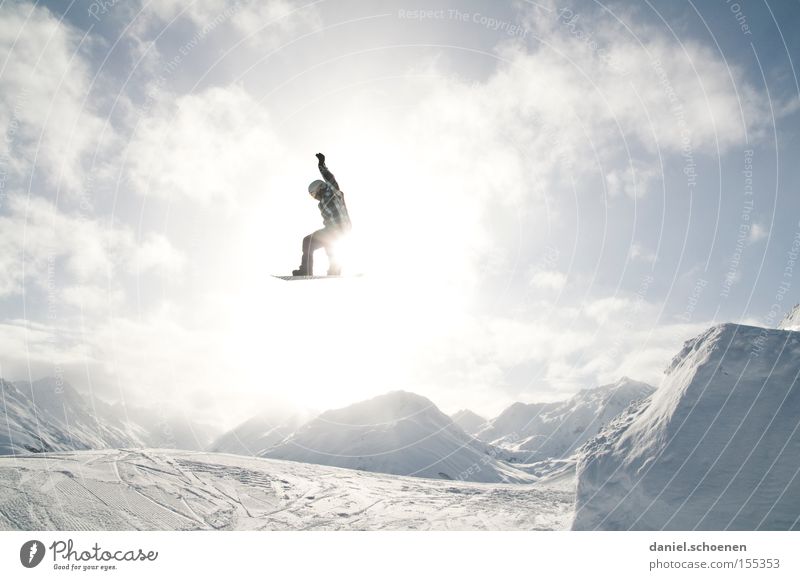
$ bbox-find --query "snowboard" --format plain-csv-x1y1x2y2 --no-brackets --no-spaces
272,274,363,281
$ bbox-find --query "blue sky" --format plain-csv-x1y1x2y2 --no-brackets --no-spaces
1,0,799,427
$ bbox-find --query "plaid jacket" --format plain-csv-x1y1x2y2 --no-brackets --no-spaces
317,162,352,230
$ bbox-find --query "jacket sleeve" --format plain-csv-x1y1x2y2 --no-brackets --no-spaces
318,162,340,190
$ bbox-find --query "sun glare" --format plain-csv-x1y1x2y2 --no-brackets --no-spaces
222,128,482,411
224,226,473,411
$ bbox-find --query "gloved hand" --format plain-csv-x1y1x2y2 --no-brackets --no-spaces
315,152,325,164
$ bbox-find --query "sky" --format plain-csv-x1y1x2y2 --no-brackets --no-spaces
1,0,799,431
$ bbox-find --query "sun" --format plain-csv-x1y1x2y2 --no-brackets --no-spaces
222,230,472,411
220,134,481,409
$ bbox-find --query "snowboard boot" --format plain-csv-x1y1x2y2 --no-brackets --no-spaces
292,268,310,276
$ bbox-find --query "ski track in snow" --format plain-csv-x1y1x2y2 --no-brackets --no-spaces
0,449,576,531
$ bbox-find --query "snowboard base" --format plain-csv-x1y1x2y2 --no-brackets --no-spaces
272,274,363,281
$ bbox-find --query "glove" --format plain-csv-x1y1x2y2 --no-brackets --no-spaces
315,153,325,164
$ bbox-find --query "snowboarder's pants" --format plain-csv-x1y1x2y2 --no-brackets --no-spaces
299,226,344,275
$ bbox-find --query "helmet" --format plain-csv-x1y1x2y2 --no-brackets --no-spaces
308,180,326,198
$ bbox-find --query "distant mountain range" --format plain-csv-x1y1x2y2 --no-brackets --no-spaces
0,377,217,454
1,377,141,454
217,380,654,482
4,313,800,528
261,391,534,483
474,377,656,462
1,371,655,484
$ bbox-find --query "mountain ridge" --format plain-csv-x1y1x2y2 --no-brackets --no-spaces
573,323,800,530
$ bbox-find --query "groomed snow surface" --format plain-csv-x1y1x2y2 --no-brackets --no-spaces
0,449,575,531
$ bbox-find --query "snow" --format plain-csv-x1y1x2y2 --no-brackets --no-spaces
450,409,486,435
0,378,216,454
6,321,799,531
476,377,655,462
778,303,800,331
102,401,219,451
0,378,143,454
261,391,535,483
209,411,309,455
573,324,800,530
0,449,575,531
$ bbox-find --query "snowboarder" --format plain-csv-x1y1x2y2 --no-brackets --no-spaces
292,153,352,277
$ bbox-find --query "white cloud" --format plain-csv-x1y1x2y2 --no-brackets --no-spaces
530,270,567,290
606,162,659,199
585,296,634,324
0,0,786,422
131,234,185,275
0,194,184,299
131,0,321,50
230,0,322,44
748,222,768,244
0,313,234,425
629,242,657,264
411,295,709,415
60,285,125,310
519,1,773,152
0,2,110,192
125,86,286,206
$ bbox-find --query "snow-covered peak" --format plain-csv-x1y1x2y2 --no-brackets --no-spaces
313,390,443,425
1,375,223,455
262,391,534,483
476,400,556,443
573,323,800,530
210,411,310,455
571,376,654,406
1,376,142,454
450,409,486,435
474,378,655,462
778,303,800,331
16,377,89,418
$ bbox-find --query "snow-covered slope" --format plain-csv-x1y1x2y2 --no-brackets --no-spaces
210,411,309,455
778,303,800,331
573,324,800,530
102,402,219,451
1,377,219,455
476,377,655,462
0,378,145,454
450,409,486,435
261,391,534,483
0,449,575,530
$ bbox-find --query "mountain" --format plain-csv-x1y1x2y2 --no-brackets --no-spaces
450,409,486,435
210,411,311,455
102,402,219,451
475,377,655,462
778,303,800,331
0,376,219,455
572,324,800,530
0,377,144,454
261,391,534,483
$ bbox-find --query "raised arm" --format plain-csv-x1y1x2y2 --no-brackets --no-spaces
315,152,339,190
